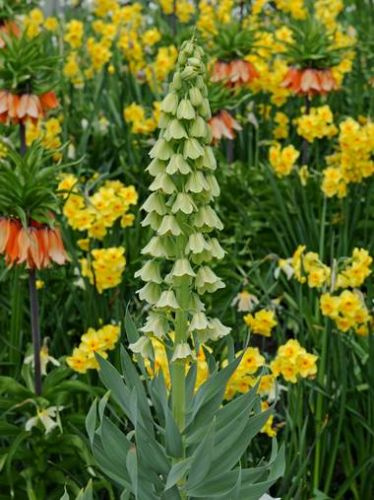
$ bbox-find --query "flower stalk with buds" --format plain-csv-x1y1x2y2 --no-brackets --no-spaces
134,38,231,434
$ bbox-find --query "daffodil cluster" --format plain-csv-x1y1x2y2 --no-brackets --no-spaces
132,39,229,362
23,8,59,38
322,118,374,198
320,290,372,336
62,1,178,88
59,175,138,240
66,324,120,373
26,117,63,161
291,245,331,288
80,247,126,293
270,339,318,383
295,105,337,143
277,246,373,335
123,102,160,135
274,0,307,20
158,0,195,23
197,0,234,38
273,111,290,139
244,309,277,337
269,142,300,177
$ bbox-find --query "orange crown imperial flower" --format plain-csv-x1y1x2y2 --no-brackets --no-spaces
0,217,68,269
209,109,242,142
282,67,337,96
211,60,259,88
0,90,58,125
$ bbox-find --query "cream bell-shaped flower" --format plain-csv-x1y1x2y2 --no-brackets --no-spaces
129,336,153,358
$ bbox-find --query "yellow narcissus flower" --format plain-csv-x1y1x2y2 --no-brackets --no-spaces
273,112,289,139
269,143,299,177
80,247,126,293
261,401,277,438
64,20,84,48
66,324,120,373
244,309,277,337
295,105,338,143
320,290,372,336
271,339,318,383
44,17,59,32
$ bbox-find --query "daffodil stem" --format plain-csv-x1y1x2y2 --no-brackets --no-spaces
20,123,26,157
29,269,42,396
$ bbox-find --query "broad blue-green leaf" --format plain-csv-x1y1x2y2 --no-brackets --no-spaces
148,372,168,424
165,458,192,491
59,487,69,500
186,419,215,490
186,358,240,427
125,308,139,343
212,408,272,475
98,391,111,420
85,399,97,444
135,422,170,476
76,479,93,500
126,447,138,497
92,435,130,487
165,407,183,458
185,363,197,409
97,355,132,420
99,416,131,468
120,346,154,435
187,469,240,497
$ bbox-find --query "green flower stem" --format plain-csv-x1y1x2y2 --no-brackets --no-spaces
313,196,328,490
9,267,24,375
301,96,311,166
28,269,42,396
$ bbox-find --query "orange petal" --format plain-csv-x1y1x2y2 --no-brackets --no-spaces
16,227,31,265
0,218,11,253
27,228,43,269
48,228,68,265
39,91,59,111
7,94,20,119
5,220,21,265
300,69,321,93
0,90,9,114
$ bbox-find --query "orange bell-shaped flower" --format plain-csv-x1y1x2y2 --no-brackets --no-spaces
211,60,259,88
0,217,68,269
282,67,337,96
209,110,242,143
0,90,59,125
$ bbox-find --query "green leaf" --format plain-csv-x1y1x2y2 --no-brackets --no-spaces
76,479,93,500
165,406,183,458
85,398,97,444
211,408,272,475
96,354,132,420
165,458,192,491
126,447,138,497
59,486,69,500
186,418,215,490
125,308,139,343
